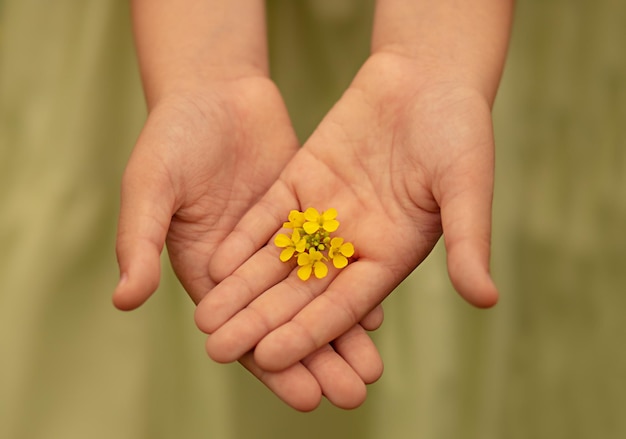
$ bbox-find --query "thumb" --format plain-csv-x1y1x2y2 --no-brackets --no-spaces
438,154,499,308
113,162,175,310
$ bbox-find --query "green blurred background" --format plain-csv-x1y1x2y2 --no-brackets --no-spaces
1,1,624,438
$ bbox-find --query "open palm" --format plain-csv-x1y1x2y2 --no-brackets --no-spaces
196,53,499,372
113,77,381,410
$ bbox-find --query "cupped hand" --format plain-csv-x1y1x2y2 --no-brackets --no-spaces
195,53,499,373
113,77,382,410
113,77,297,307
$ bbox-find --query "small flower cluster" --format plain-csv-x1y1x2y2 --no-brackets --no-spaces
274,207,355,281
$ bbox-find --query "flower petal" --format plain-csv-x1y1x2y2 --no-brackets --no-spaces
274,233,292,248
280,247,296,262
332,254,348,269
297,252,310,266
340,242,355,257
314,261,328,279
295,239,307,253
322,208,337,221
322,219,339,232
310,249,323,261
303,221,320,234
288,210,306,228
298,265,312,281
330,237,344,247
304,207,320,222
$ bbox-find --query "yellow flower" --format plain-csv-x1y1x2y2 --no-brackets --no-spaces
328,237,355,269
275,207,354,280
296,249,328,281
274,229,306,262
282,210,306,229
302,207,339,234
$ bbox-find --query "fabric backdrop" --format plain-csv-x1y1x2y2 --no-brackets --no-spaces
1,1,624,438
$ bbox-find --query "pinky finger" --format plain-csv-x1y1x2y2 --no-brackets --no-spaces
360,305,384,331
238,352,322,412
301,344,368,409
332,324,384,385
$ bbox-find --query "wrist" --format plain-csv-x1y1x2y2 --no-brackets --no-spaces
140,62,269,110
131,0,268,107
371,0,514,105
357,51,493,108
368,46,503,107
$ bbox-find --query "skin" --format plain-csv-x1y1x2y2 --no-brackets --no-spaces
113,0,384,411
115,0,513,411
195,0,515,373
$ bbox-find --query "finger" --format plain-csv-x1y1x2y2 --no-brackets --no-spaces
113,163,174,310
194,243,294,334
204,266,336,363
359,304,384,331
331,324,384,385
254,260,397,371
238,352,322,412
208,181,298,282
439,159,499,308
301,344,367,410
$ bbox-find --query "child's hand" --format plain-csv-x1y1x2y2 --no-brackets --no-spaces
113,77,296,308
196,53,499,372
113,78,383,410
